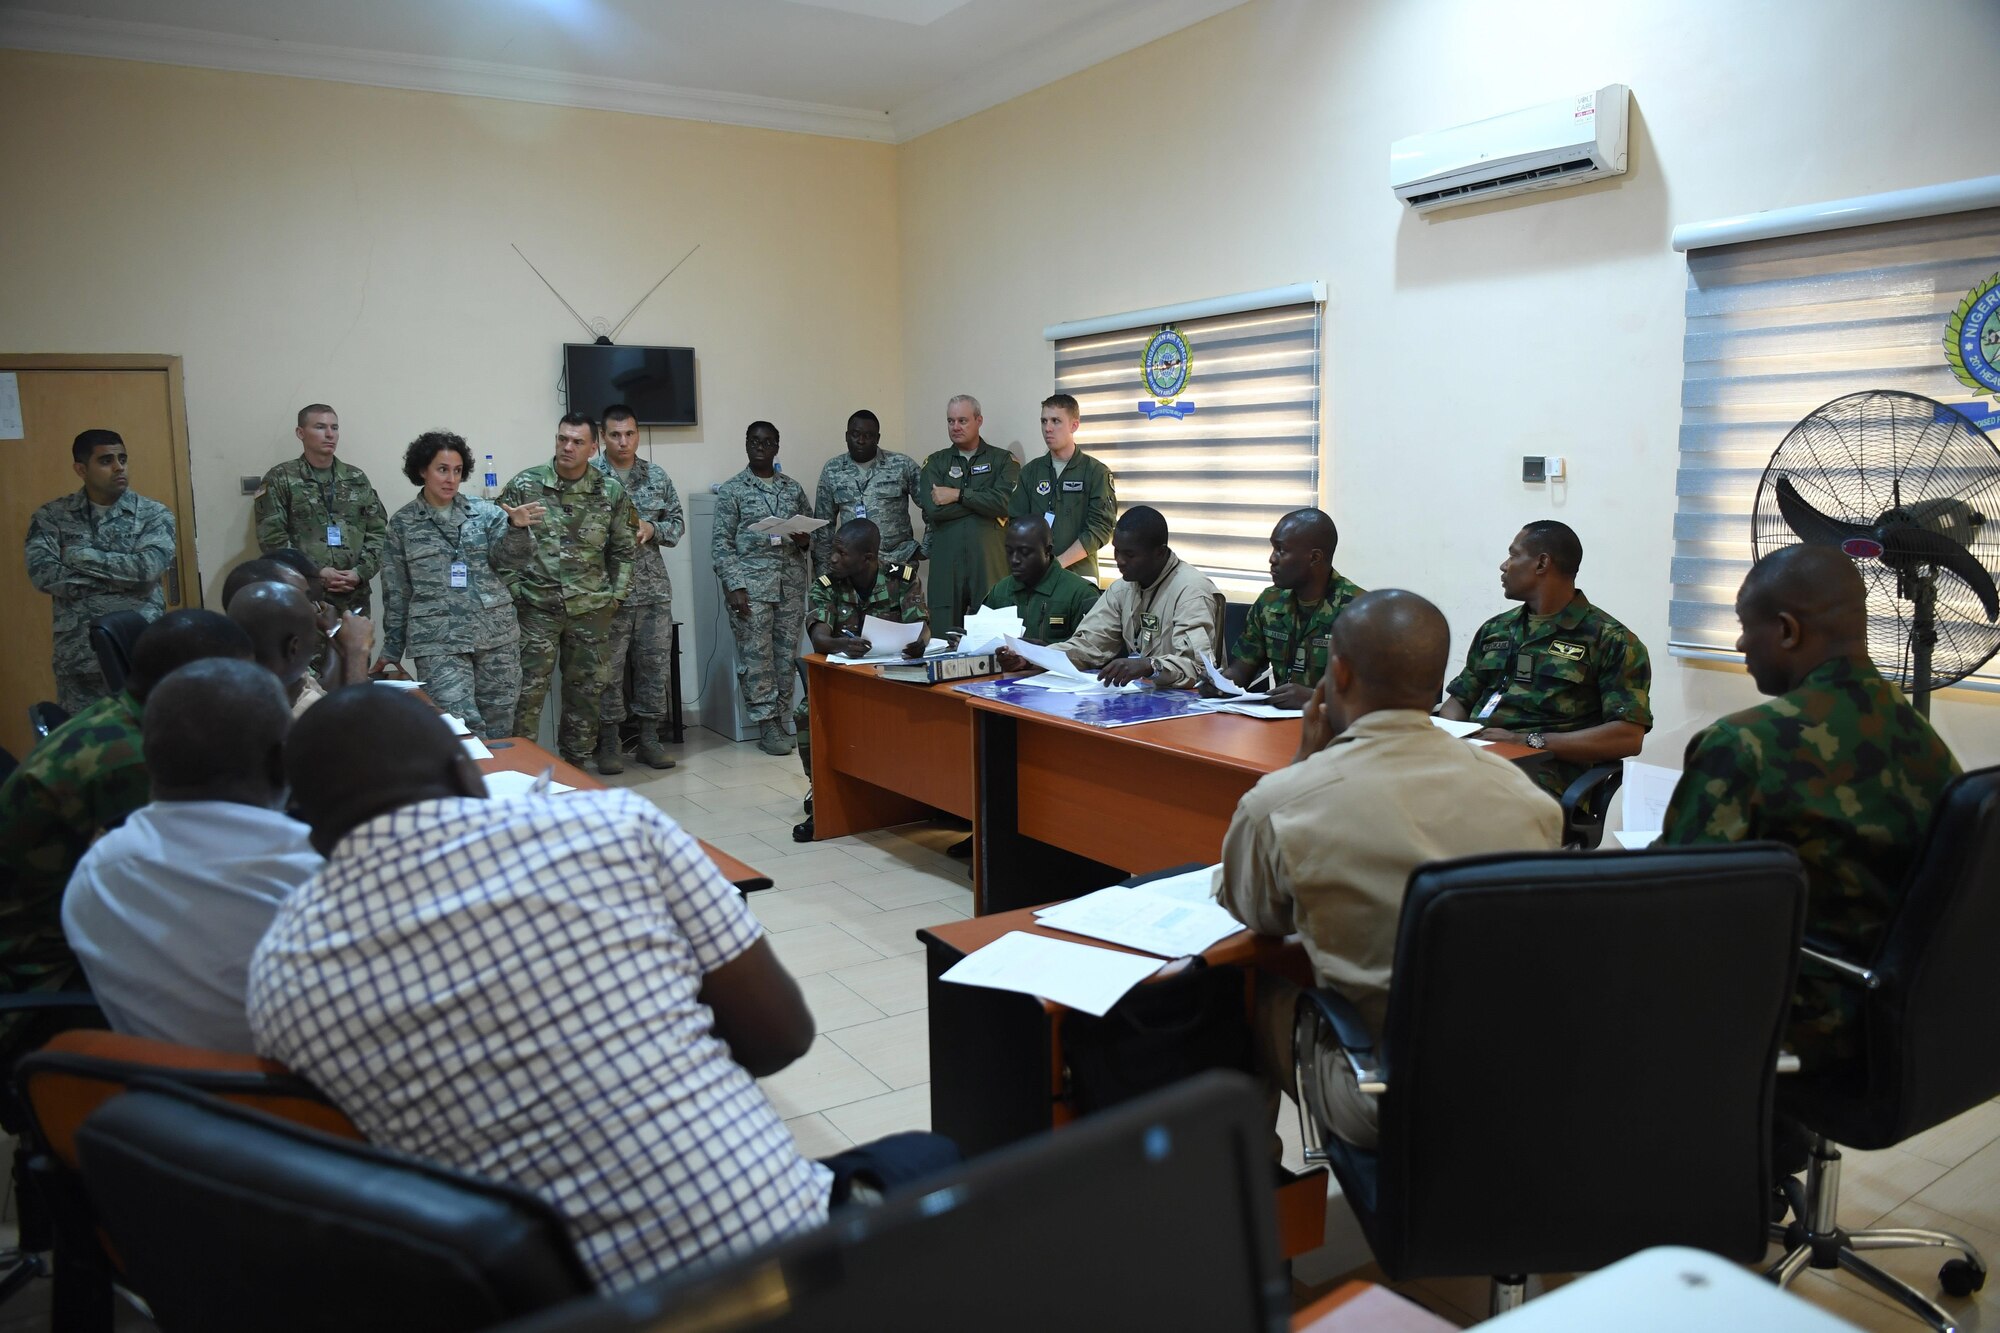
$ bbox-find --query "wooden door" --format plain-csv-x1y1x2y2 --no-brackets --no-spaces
0,356,197,761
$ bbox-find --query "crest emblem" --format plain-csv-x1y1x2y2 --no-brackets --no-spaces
1945,271,2000,395
1138,326,1196,420
1036,480,1052,496
949,465,963,478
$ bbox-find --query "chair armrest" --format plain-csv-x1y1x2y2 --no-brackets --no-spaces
1800,941,1880,991
1558,762,1624,850
1299,987,1386,1095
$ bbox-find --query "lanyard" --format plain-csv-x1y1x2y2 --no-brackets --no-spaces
311,463,337,514
424,500,466,561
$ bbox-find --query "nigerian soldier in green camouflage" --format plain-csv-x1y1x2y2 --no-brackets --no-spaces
254,404,387,620
0,609,251,1003
1661,545,1959,1071
1441,521,1650,799
917,395,1019,635
376,431,521,740
981,515,1100,644
715,422,814,756
1223,509,1363,710
1009,395,1117,582
811,410,922,576
24,429,177,714
592,406,685,773
492,414,636,768
791,519,930,841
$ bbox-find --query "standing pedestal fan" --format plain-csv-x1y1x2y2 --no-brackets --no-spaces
1752,390,2000,715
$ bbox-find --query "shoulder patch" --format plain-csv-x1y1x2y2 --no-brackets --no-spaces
817,575,832,587
900,563,917,581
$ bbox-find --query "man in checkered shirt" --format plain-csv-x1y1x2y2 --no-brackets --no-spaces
248,686,956,1290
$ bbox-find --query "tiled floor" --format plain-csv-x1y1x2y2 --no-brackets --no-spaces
3,725,1995,1330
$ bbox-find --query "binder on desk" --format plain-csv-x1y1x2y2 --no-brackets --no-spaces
871,650,1000,685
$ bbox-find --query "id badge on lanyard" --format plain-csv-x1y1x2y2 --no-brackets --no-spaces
326,524,344,547
449,560,468,589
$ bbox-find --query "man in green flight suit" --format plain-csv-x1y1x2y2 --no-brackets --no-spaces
980,516,1100,644
789,518,930,843
1660,544,1960,1071
1218,509,1365,710
917,394,1019,635
1009,394,1116,582
1437,520,1651,799
255,403,387,621
24,428,179,714
492,412,637,769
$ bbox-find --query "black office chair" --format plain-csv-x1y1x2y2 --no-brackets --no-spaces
1221,599,1248,656
1765,765,2000,1332
27,702,68,742
87,611,150,695
1560,761,1624,850
74,1082,596,1333
1294,844,1807,1316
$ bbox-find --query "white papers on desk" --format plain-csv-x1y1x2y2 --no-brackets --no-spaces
460,736,493,761
481,770,577,799
1613,830,1660,850
1034,885,1244,958
958,604,1024,655
747,515,828,537
1430,716,1483,739
1193,700,1298,719
940,931,1163,1016
1621,759,1682,836
372,678,426,691
440,713,472,736
1131,864,1224,905
1004,634,1092,681
827,616,929,662
1200,657,1271,702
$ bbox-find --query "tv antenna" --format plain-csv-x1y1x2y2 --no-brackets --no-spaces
511,242,702,346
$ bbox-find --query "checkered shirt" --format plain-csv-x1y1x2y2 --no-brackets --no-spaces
247,788,831,1290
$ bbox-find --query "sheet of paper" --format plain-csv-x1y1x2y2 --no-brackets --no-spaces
0,372,22,439
1131,864,1224,905
829,620,950,664
1613,830,1660,850
460,736,493,760
1004,634,1092,680
1430,716,1483,739
1621,759,1682,833
939,931,1163,1017
1201,657,1249,697
481,769,577,798
371,678,426,691
747,514,829,536
1196,700,1298,719
439,712,472,737
959,604,1025,654
1034,886,1244,958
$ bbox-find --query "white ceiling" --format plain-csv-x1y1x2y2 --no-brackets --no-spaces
0,0,1249,142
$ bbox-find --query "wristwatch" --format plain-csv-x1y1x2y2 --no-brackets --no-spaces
1526,732,1547,750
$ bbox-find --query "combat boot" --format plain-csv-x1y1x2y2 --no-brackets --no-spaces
757,719,795,756
635,720,676,770
594,730,625,775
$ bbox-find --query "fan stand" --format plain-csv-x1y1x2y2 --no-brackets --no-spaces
1906,569,1938,718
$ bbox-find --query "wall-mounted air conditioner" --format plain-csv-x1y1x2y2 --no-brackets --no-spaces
1390,84,1629,213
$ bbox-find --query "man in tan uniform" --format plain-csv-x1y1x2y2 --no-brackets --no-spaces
1003,505,1220,688
1215,589,1561,1149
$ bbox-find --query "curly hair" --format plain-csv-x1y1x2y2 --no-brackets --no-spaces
403,430,474,487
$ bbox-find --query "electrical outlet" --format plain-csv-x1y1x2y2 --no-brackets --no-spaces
1522,456,1547,484
240,475,263,496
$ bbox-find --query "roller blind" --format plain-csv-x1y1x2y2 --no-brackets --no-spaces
1052,300,1322,600
1673,205,2000,690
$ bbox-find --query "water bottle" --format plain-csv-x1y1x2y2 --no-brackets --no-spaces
482,453,499,500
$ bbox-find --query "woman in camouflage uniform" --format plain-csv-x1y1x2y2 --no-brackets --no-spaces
372,432,522,739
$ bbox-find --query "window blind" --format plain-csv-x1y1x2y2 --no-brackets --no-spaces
1673,205,2000,690
1051,300,1322,601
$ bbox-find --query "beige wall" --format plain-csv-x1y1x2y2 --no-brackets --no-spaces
0,48,902,682
897,0,2000,767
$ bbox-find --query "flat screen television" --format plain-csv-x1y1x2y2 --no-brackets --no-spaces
562,343,698,427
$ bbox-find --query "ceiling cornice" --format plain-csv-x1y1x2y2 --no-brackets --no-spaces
0,7,901,143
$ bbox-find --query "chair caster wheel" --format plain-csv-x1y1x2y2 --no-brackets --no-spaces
1940,1258,1985,1297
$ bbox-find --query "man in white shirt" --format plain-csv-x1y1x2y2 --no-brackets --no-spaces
1216,590,1562,1148
63,658,319,1052
248,686,956,1291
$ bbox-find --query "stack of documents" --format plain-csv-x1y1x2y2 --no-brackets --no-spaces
939,931,1165,1016
1002,636,1146,694
827,616,947,663
1034,881,1243,958
747,515,828,537
958,604,1025,655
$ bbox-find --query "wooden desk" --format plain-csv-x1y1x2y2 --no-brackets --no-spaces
479,738,773,892
801,656,976,839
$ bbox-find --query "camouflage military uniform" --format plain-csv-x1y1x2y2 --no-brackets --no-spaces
796,561,927,777
0,691,148,996
1009,448,1117,582
593,455,684,728
713,468,813,725
254,457,388,619
917,440,1019,634
811,451,922,574
1232,572,1366,688
1660,655,1959,1070
980,563,1101,643
1444,591,1652,798
24,489,176,713
493,462,636,762
381,495,522,739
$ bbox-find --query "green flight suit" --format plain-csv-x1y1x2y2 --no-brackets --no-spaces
796,561,927,778
980,563,1101,644
254,457,387,619
1660,655,1959,1070
1010,448,1117,582
1444,591,1652,798
918,439,1019,635
1232,572,1366,688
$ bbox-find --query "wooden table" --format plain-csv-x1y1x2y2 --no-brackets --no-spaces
801,656,976,839
479,737,773,891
